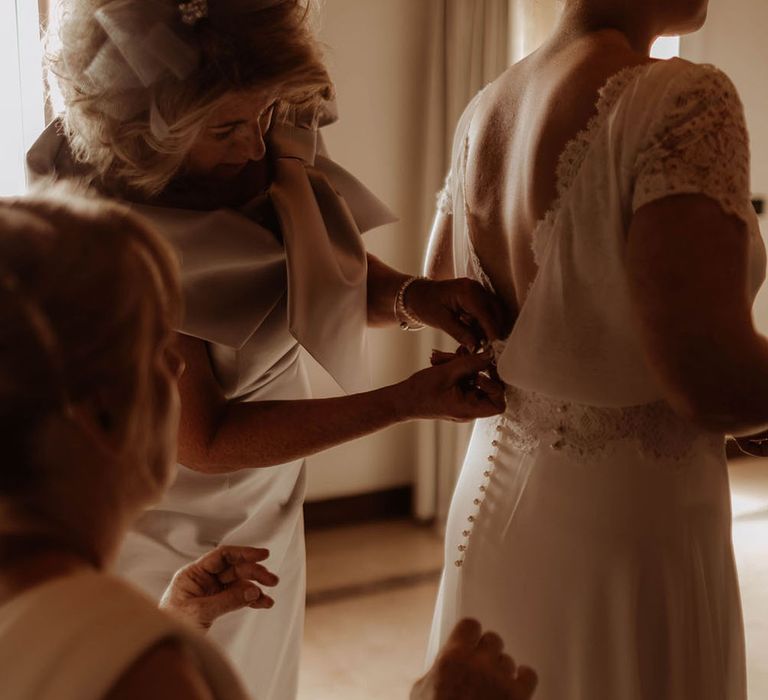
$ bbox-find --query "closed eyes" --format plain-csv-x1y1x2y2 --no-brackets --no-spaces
211,125,240,141
208,103,278,142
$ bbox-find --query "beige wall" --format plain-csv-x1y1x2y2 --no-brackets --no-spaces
681,0,768,331
304,0,436,501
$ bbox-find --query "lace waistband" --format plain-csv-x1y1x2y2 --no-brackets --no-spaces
499,384,723,462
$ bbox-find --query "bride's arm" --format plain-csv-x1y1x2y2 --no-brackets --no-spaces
424,208,455,280
627,193,768,435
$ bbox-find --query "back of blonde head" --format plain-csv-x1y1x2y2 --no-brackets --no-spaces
0,184,180,495
48,0,333,195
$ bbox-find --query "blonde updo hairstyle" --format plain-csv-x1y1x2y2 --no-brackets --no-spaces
0,185,181,498
49,0,333,196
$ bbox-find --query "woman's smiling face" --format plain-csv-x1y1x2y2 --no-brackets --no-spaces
186,89,278,182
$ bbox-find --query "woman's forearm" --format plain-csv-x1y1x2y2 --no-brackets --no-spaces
179,384,409,473
366,253,409,326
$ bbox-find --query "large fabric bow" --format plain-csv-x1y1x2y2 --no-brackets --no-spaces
26,117,397,395
268,123,390,393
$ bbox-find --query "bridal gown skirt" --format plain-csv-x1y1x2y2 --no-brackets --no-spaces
427,406,747,700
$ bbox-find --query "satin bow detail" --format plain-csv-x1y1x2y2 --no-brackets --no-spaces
269,123,373,394
26,119,398,396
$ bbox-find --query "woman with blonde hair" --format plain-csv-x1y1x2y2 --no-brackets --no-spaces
28,1,511,696
425,0,766,697
0,187,283,700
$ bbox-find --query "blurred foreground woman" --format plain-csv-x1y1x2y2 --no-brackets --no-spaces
0,188,272,699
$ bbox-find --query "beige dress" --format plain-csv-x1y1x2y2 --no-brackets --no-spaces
428,58,765,700
0,569,249,700
27,118,395,700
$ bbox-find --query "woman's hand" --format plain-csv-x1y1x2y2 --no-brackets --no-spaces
395,350,506,421
410,619,537,700
406,278,512,351
159,545,279,631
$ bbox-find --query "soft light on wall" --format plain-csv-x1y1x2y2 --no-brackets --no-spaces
651,36,681,59
0,1,46,196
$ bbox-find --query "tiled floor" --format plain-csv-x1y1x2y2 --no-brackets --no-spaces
299,459,768,699
300,520,442,698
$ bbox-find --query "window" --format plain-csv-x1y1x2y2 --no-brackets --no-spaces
0,1,46,196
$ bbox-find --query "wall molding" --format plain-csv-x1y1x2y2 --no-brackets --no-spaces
304,486,414,531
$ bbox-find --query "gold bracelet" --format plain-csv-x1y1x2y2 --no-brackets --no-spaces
394,276,426,331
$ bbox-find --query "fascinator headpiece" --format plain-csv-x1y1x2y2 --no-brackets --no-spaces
83,0,283,139
178,0,209,25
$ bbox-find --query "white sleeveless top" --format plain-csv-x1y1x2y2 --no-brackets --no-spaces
0,570,250,700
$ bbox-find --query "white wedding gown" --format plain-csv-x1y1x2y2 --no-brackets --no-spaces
427,58,765,700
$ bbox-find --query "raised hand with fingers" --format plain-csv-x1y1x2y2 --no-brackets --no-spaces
410,619,537,700
159,545,279,631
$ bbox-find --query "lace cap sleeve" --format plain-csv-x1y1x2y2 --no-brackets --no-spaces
632,64,752,223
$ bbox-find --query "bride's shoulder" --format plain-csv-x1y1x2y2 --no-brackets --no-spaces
622,58,746,136
642,58,743,104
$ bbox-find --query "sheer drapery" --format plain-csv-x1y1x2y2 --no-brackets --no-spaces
0,1,46,195
413,0,562,523
509,0,563,63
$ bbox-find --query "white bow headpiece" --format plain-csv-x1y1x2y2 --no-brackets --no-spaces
83,0,287,139
84,0,202,138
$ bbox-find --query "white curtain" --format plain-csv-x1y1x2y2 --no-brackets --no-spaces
509,0,563,63
0,1,46,195
413,0,562,524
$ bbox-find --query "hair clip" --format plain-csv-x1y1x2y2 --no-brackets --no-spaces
178,0,208,26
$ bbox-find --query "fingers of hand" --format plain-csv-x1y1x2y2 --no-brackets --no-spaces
198,545,270,576
430,349,457,366
446,350,495,381
434,354,505,420
245,585,275,610
477,631,505,658
476,374,506,403
446,618,483,650
205,581,275,619
454,282,508,343
497,653,516,677
241,562,279,587
514,666,538,698
439,310,484,351
217,561,279,587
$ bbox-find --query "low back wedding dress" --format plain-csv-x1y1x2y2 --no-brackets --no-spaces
427,57,765,700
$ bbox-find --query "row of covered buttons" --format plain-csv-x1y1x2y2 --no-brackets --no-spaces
455,419,504,568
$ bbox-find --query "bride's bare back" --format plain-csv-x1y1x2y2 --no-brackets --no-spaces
427,0,768,433
464,30,651,313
